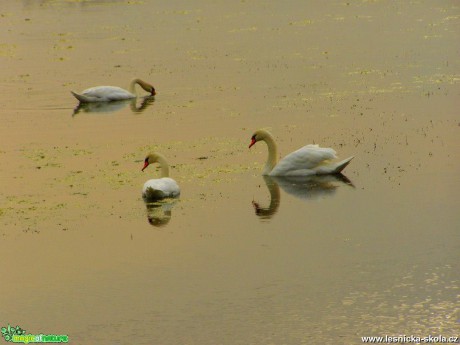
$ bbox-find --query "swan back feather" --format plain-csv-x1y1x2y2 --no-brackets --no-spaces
143,178,180,200
71,86,135,102
270,145,337,176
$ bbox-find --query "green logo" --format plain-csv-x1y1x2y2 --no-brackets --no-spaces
1,325,68,344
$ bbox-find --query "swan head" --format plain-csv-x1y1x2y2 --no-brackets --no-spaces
249,129,270,148
142,84,156,96
142,153,160,171
141,152,170,178
134,79,156,96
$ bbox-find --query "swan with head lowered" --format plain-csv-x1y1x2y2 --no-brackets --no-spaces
141,153,180,200
71,78,156,103
249,129,353,176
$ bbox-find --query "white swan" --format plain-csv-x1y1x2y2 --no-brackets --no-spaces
141,152,180,200
249,129,353,176
71,78,155,103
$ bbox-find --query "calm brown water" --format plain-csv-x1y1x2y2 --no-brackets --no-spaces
1,1,459,344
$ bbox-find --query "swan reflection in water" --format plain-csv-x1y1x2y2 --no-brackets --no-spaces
72,95,155,116
144,199,178,227
252,174,354,219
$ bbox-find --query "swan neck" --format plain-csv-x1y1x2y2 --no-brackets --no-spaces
263,133,278,175
156,155,170,178
129,79,138,93
130,79,152,94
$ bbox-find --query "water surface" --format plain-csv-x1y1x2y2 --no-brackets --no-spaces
1,1,459,344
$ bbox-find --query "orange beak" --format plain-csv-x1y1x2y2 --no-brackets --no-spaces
142,161,149,171
249,137,256,148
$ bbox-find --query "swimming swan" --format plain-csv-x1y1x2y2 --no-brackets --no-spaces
249,129,353,176
71,78,155,103
141,152,180,200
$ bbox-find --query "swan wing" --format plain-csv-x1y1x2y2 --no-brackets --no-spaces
270,144,338,176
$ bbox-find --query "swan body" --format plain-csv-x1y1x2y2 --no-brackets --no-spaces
71,78,155,103
141,152,180,200
249,129,353,176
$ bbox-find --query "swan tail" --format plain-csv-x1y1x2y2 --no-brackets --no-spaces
331,156,354,174
71,91,90,103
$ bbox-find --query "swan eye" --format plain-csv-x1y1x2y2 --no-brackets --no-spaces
251,135,256,140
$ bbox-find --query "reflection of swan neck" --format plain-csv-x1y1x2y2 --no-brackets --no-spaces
145,201,175,227
129,98,137,111
262,131,278,175
253,176,280,219
129,96,155,113
266,176,280,211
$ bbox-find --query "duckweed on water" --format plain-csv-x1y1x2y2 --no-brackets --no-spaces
20,146,93,169
0,43,16,57
1,195,70,231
